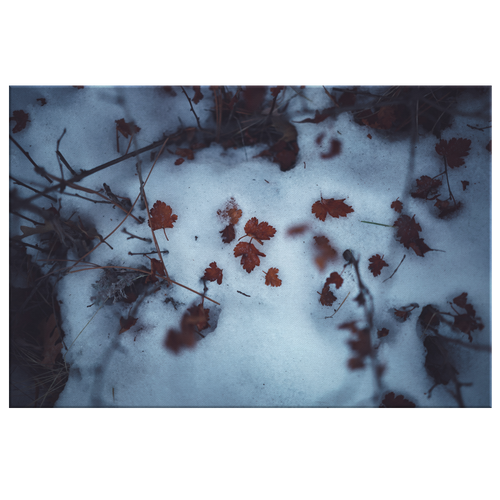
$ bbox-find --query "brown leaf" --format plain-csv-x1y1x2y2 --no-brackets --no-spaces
312,197,354,221
119,316,138,334
203,262,223,284
435,137,471,168
244,218,276,243
115,118,140,138
234,241,266,273
264,268,282,287
368,254,389,277
313,235,338,271
220,224,235,244
318,284,336,306
391,199,403,213
377,328,389,338
148,201,178,235
320,139,342,159
380,392,415,408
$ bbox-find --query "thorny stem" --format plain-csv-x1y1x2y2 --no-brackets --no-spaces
180,86,204,131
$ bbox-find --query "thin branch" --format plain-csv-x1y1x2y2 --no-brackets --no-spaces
9,176,57,202
180,86,204,130
9,135,53,183
122,228,151,243
383,255,406,283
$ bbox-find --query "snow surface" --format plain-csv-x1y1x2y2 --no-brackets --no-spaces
9,85,491,407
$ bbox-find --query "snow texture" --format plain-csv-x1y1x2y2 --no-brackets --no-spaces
9,85,491,407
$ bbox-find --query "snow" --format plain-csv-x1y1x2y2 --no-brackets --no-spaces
9,85,491,408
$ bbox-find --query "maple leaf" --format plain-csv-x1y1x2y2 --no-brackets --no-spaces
187,303,210,332
286,224,309,236
394,309,410,321
394,214,430,257
264,268,282,287
148,201,177,240
119,315,138,334
320,139,342,159
377,328,389,338
165,313,197,354
325,272,343,289
313,235,338,271
217,198,242,225
312,197,354,221
174,158,185,165
340,321,372,370
379,392,416,408
115,118,140,138
220,224,235,244
244,218,276,244
368,254,389,277
435,138,471,168
318,284,336,306
175,148,195,160
391,198,403,213
410,175,442,199
10,110,30,133
234,241,266,273
451,292,484,342
203,262,223,285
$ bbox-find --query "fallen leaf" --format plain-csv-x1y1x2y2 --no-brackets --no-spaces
391,199,403,213
312,197,354,221
264,267,282,287
203,262,223,285
380,392,415,408
244,217,276,243
368,254,389,277
435,137,471,168
234,241,266,273
119,315,138,334
10,110,30,133
115,118,140,138
148,201,178,236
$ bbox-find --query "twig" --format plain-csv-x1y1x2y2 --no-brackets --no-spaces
237,290,251,297
10,238,49,253
180,86,204,130
383,255,406,283
325,291,350,318
128,250,168,256
122,228,151,243
56,151,77,176
10,176,57,202
10,211,44,226
9,135,53,183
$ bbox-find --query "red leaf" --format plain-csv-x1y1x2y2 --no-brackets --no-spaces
380,392,415,408
435,138,471,168
220,224,235,244
119,315,138,334
318,284,336,306
175,148,194,160
174,158,185,165
312,197,354,221
313,235,338,271
320,139,342,159
264,268,282,287
10,110,30,133
115,118,140,138
203,262,223,284
187,303,210,332
452,293,484,341
217,198,242,225
148,201,178,233
234,241,266,273
394,214,430,257
391,198,403,213
340,321,372,370
410,175,443,199
368,254,389,277
286,224,309,236
244,218,276,243
325,272,343,289
145,257,166,284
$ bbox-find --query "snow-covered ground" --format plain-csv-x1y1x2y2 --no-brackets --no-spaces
10,85,491,407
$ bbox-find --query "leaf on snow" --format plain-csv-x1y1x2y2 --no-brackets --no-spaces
175,148,195,160
410,176,443,199
313,235,338,271
217,197,242,225
264,268,282,287
312,196,354,221
234,241,266,273
377,328,389,338
174,158,185,165
145,257,165,284
325,272,343,289
452,292,484,342
435,138,471,168
391,198,403,213
318,284,336,306
203,262,223,285
320,139,342,159
379,392,416,408
340,321,372,370
394,214,430,257
148,201,178,233
115,118,140,138
368,254,389,277
220,224,236,244
10,110,30,133
244,217,276,243
119,315,138,334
